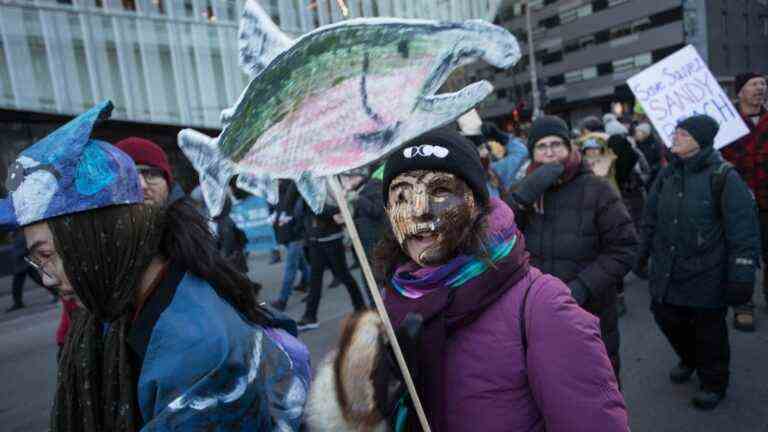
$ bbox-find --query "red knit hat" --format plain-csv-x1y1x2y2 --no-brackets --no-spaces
115,137,173,185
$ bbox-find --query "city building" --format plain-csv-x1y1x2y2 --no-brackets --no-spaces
0,0,499,189
470,0,768,126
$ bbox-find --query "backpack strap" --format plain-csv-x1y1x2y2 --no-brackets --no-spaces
711,161,733,219
519,273,544,360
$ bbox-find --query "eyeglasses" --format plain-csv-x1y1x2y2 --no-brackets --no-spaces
534,141,568,153
24,254,58,283
137,167,166,184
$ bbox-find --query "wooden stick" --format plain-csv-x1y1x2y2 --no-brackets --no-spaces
327,176,432,432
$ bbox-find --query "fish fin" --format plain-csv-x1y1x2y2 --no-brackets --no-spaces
403,81,493,139
239,0,293,78
235,172,279,205
296,173,327,215
177,129,235,217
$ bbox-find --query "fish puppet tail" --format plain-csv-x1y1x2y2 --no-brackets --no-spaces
238,0,293,78
177,129,235,217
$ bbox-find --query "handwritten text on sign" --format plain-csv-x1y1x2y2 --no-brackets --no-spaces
628,45,749,149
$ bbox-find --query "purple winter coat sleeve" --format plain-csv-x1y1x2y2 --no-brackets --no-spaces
525,275,629,432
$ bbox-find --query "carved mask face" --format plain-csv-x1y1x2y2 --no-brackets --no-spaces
386,170,477,267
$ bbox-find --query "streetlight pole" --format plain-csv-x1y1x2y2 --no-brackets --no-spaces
525,1,541,118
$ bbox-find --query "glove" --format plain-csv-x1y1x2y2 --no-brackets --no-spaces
372,313,423,424
724,282,754,306
634,256,649,279
509,163,564,206
481,122,505,142
567,279,590,306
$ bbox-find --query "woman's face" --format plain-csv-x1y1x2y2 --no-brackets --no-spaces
533,136,570,164
23,222,76,303
671,128,701,159
387,170,477,267
584,148,602,158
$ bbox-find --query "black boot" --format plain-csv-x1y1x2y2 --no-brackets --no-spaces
670,363,695,384
5,303,24,313
692,389,724,410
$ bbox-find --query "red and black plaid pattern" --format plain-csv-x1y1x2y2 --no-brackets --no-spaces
720,108,768,212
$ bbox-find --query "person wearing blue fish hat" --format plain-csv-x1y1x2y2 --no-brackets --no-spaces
0,101,310,431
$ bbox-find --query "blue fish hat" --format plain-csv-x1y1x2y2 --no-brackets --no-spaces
0,101,143,230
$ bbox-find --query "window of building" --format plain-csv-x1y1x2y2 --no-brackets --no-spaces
744,13,750,36
762,16,768,36
722,11,728,34
745,45,751,69
542,50,563,65
529,0,544,10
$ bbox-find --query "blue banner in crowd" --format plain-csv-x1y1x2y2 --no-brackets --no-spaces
229,195,277,252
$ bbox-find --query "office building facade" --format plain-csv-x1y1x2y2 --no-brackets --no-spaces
471,0,768,125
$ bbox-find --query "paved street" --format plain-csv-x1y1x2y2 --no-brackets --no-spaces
1,252,767,431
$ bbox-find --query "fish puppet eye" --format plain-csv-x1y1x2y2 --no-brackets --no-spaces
5,162,61,193
5,162,25,193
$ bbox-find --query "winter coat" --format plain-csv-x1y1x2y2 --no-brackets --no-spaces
305,266,629,432
353,177,384,254
487,134,530,197
578,132,619,191
637,134,665,187
639,147,760,308
303,201,342,242
436,266,628,432
720,107,768,212
515,163,638,356
274,181,304,245
133,262,310,430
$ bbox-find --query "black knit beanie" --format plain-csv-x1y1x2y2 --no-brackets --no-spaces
383,130,489,206
735,72,764,95
527,116,571,152
677,114,720,149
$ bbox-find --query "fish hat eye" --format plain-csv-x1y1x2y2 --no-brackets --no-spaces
5,162,25,193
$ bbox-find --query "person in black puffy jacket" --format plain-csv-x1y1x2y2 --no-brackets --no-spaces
505,116,638,381
637,115,760,411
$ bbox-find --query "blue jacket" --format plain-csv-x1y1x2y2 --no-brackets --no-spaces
135,270,310,430
487,134,529,198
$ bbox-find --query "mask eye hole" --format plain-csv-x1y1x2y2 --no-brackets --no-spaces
5,162,25,192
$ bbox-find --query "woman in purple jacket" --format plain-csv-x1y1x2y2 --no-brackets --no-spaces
305,131,628,432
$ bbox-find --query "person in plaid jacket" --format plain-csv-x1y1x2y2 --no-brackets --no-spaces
720,72,768,332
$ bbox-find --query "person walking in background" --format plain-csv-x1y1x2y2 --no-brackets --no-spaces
271,180,310,311
719,72,768,332
298,191,367,331
637,115,760,410
634,122,667,188
114,137,185,207
506,116,638,381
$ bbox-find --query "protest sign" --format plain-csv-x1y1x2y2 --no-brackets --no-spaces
229,195,277,253
628,45,749,149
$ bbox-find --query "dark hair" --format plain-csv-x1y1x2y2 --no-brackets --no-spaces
373,203,493,281
162,198,269,326
580,116,604,133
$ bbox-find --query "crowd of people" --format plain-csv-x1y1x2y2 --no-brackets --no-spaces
0,65,765,430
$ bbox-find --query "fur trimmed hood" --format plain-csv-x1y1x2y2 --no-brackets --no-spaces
305,312,388,432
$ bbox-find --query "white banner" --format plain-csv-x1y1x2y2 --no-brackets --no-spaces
628,45,749,149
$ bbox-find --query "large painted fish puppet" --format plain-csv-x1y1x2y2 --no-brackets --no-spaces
179,0,520,216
